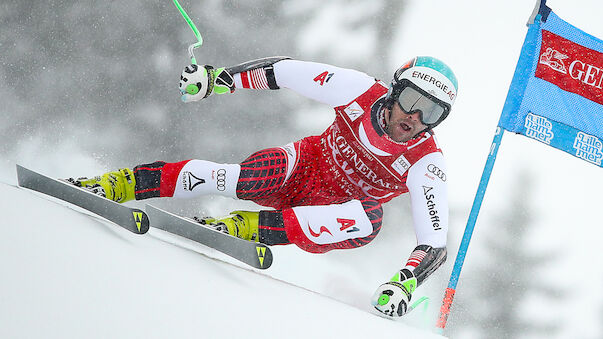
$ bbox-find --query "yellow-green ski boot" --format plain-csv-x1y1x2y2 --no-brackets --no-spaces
197,211,260,242
68,168,136,203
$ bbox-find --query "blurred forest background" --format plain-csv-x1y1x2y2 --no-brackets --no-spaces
1,1,601,338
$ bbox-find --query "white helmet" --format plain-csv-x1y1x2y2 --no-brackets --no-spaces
385,56,458,130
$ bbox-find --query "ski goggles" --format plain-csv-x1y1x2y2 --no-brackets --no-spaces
395,81,450,126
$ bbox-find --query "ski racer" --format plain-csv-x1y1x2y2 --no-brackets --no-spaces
69,56,458,318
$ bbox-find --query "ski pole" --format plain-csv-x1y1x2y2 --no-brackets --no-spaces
172,0,204,94
409,296,430,313
409,296,431,328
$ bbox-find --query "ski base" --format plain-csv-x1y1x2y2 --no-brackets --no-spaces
16,165,149,234
146,204,273,269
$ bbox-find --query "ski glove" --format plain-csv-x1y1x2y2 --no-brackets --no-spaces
371,268,417,317
179,64,235,103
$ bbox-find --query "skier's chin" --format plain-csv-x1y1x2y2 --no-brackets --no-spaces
387,123,416,143
392,134,414,143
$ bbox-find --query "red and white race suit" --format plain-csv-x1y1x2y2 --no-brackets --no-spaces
138,59,448,257
223,59,447,252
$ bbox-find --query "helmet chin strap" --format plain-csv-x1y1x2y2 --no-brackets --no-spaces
383,105,392,129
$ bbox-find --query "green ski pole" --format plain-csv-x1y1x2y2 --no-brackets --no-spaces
172,0,203,95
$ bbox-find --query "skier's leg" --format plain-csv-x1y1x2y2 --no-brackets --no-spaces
236,147,289,200
132,145,290,201
73,135,299,204
69,159,241,203
278,196,383,253
176,147,292,243
132,160,241,200
204,197,382,248
221,197,383,250
196,209,289,244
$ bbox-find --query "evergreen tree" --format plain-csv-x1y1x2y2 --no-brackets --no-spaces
1,0,301,163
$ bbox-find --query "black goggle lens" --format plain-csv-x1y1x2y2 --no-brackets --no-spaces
396,85,448,125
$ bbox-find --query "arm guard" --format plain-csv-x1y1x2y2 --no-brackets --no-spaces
226,56,292,90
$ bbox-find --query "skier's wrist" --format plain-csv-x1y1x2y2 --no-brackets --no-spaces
391,268,417,294
179,65,235,103
212,67,235,95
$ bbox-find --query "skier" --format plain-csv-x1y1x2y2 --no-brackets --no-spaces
69,56,457,318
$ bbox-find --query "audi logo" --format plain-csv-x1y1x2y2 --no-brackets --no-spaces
427,164,446,181
216,169,227,191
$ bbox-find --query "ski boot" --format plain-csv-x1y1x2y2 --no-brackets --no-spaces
66,168,136,203
195,211,260,242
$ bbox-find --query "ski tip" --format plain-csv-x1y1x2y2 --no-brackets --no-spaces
15,164,32,187
131,209,150,234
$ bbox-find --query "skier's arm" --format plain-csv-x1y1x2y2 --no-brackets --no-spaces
269,59,377,107
179,57,377,107
402,151,449,286
371,152,448,317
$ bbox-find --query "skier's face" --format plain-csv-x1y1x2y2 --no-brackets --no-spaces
385,102,428,142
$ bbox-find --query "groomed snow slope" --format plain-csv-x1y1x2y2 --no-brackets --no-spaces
0,182,445,339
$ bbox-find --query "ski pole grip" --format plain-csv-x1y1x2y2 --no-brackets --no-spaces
185,44,201,95
173,0,203,94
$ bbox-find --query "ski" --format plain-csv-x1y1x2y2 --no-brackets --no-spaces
16,165,149,234
146,204,273,269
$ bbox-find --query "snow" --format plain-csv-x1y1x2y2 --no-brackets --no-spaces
0,179,445,339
